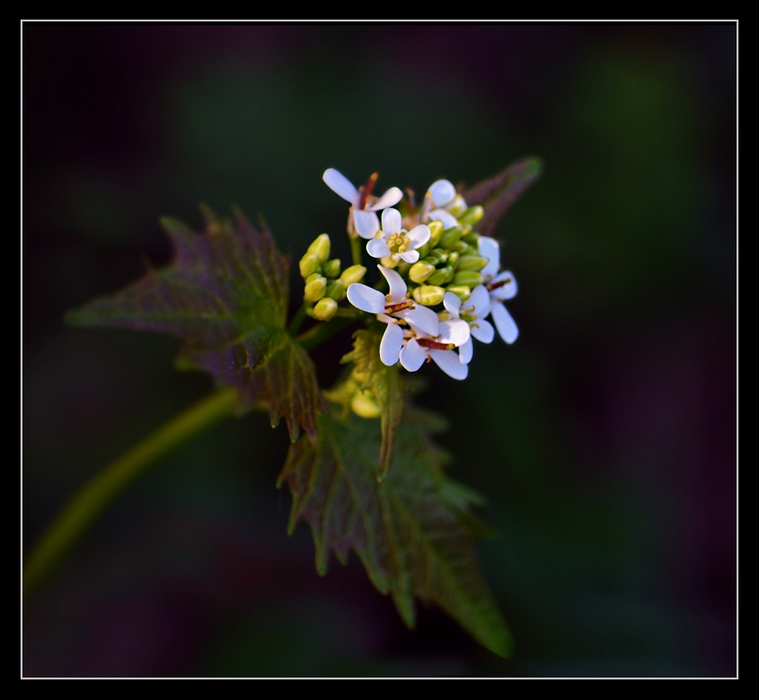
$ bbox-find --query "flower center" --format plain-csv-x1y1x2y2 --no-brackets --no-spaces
387,232,411,254
385,299,414,314
416,337,456,351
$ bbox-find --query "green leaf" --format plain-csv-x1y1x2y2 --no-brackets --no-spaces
278,400,513,658
341,327,404,482
66,206,326,441
461,156,543,237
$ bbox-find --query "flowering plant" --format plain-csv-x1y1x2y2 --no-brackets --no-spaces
25,157,541,659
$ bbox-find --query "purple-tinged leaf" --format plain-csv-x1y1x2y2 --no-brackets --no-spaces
66,207,325,441
461,156,542,237
278,401,512,658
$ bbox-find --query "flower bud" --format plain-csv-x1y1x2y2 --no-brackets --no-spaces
304,275,327,302
451,240,469,254
426,266,454,286
299,252,321,279
351,390,381,419
307,233,331,264
439,226,464,249
339,264,367,286
325,279,346,301
312,296,338,321
380,255,398,269
412,285,445,306
456,254,489,271
423,248,446,266
446,194,468,218
461,231,480,246
322,258,341,279
446,285,472,303
427,219,445,247
458,205,484,226
452,270,484,287
408,261,436,284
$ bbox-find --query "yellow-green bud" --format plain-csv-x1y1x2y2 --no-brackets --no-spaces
339,264,367,286
412,285,445,306
456,254,489,271
299,252,321,279
427,219,445,247
446,285,472,303
351,390,381,419
380,255,398,269
439,226,464,249
452,270,484,287
408,261,436,284
451,240,469,254
307,233,331,264
447,194,468,217
423,248,446,266
322,258,341,279
458,205,484,226
325,279,346,301
312,296,338,321
461,231,480,245
304,275,327,302
426,266,454,286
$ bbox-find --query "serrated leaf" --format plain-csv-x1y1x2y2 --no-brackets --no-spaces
461,156,542,237
341,327,404,481
278,402,512,658
66,207,326,440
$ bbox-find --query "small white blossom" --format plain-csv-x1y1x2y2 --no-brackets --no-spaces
323,168,403,239
478,236,519,344
346,265,439,366
421,179,466,229
366,208,431,265
442,286,494,364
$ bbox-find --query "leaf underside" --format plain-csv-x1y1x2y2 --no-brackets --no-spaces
278,402,512,658
66,206,326,441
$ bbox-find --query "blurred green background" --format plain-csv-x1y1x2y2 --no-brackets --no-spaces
23,23,736,677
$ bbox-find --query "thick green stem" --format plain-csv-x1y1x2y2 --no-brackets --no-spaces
350,233,363,267
23,387,239,596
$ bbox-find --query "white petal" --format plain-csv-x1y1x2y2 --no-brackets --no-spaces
400,339,426,372
353,209,380,238
459,337,473,364
478,236,500,280
430,349,468,380
381,207,402,235
399,249,420,264
406,224,430,248
368,187,403,210
468,285,491,316
490,270,518,300
380,322,404,366
378,265,407,301
491,301,519,344
367,238,391,259
471,318,495,344
346,283,386,314
428,209,459,229
438,319,470,346
443,292,462,317
397,305,439,336
323,168,358,204
426,179,456,208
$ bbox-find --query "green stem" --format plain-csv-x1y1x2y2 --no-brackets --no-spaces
287,302,308,336
350,233,362,267
296,314,358,352
23,387,239,596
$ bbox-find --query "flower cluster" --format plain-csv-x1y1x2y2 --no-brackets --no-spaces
302,168,519,385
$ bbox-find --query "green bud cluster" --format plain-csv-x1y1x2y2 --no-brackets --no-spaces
397,201,489,306
298,233,367,321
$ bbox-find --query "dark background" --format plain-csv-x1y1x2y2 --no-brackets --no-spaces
22,22,737,677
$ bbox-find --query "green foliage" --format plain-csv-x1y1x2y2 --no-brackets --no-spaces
278,399,512,658
66,206,325,441
341,328,404,481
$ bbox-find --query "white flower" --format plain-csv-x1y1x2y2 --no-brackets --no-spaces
421,179,466,229
346,265,439,366
366,208,430,265
323,168,403,239
442,286,494,364
478,236,519,344
398,324,470,381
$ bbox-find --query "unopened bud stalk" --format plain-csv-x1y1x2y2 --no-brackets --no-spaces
322,258,341,279
339,264,367,286
458,205,484,226
452,270,484,287
325,279,346,301
412,285,445,306
299,253,321,279
307,233,331,264
313,296,338,321
409,261,436,283
304,275,327,302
